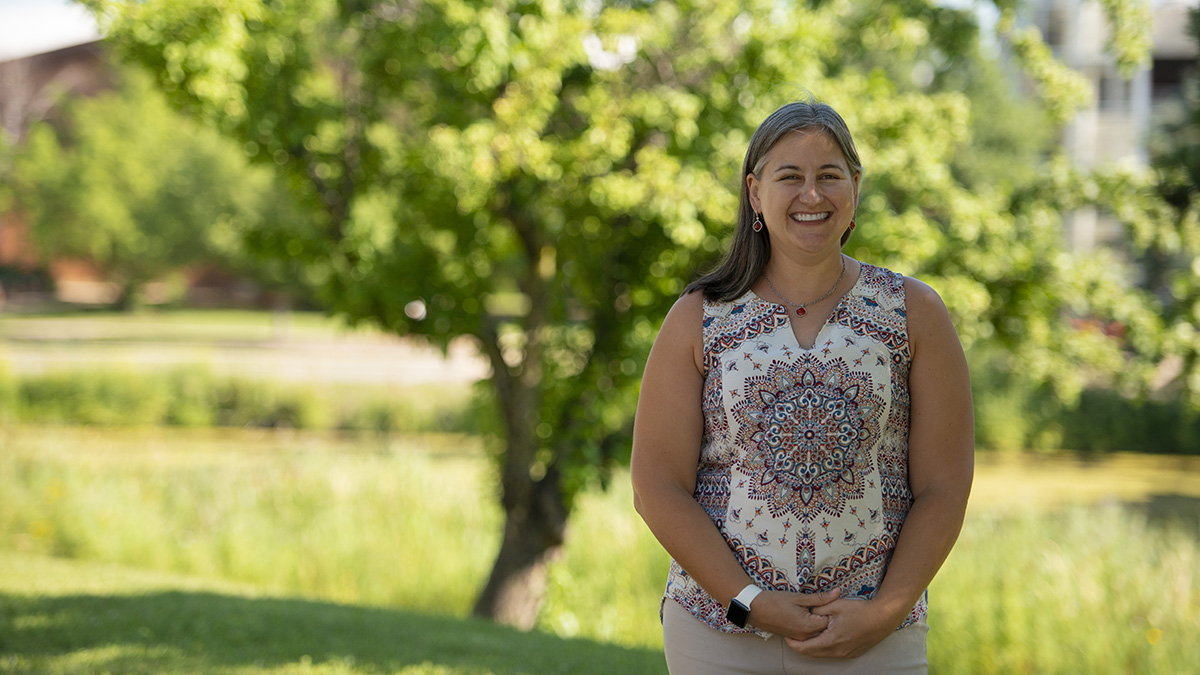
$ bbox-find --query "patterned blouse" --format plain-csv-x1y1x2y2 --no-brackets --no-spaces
663,262,927,636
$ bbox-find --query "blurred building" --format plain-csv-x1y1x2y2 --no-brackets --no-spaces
0,2,108,303
1021,0,1199,252
0,3,284,308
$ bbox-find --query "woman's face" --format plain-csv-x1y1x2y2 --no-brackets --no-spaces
746,130,859,258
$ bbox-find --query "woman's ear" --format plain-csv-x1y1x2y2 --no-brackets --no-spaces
746,172,761,212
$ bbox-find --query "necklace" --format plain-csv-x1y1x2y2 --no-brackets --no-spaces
763,257,846,317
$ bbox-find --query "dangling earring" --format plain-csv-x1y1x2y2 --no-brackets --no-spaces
752,213,764,232
849,220,856,231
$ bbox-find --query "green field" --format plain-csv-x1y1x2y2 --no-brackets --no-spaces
2,425,1199,674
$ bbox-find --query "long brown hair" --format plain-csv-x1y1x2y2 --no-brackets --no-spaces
685,101,863,301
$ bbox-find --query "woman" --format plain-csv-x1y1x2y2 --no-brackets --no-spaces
631,100,974,674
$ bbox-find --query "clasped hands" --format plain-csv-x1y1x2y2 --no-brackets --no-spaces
749,588,902,659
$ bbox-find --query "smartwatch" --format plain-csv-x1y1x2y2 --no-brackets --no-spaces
725,584,763,628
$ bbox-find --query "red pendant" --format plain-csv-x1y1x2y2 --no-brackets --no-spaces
796,307,806,317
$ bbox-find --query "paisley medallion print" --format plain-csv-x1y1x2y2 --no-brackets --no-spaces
662,263,925,636
733,356,881,522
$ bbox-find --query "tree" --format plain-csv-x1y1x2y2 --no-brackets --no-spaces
1004,6,1200,410
1140,7,1200,403
10,67,281,308
85,0,1159,627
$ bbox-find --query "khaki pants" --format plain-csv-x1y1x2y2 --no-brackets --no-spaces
662,599,928,675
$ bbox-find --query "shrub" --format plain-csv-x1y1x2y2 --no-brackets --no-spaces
0,368,470,434
18,371,171,426
0,357,16,425
1058,389,1200,455
164,367,219,427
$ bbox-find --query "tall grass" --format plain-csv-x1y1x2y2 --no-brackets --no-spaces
931,507,1199,674
538,477,671,647
1,426,1198,673
0,427,498,614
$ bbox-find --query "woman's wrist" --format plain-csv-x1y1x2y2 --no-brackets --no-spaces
868,589,918,628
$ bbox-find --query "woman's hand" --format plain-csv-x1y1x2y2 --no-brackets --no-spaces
748,588,841,640
782,598,903,659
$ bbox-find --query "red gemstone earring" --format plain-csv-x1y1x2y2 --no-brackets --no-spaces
850,220,856,231
753,213,764,232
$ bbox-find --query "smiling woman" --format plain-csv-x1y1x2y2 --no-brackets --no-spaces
747,131,860,266
631,100,974,674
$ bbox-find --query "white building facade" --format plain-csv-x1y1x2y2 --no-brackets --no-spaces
1022,0,1199,251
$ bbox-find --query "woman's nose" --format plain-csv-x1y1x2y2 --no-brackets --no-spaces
797,181,820,203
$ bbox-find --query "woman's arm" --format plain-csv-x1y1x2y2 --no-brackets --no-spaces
787,277,975,658
631,291,837,637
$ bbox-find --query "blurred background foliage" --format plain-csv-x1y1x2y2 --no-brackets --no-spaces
8,67,321,310
0,0,1196,626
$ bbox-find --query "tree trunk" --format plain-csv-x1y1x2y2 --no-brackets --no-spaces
471,314,568,629
471,466,568,629
472,203,566,628
114,281,144,312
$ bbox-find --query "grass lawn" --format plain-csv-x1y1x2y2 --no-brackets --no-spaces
0,552,665,675
2,426,1199,673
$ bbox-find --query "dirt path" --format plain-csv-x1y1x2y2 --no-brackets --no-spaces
1,316,489,387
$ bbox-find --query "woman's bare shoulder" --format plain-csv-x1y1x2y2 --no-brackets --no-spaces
655,289,707,372
655,288,704,336
902,276,945,309
902,276,960,358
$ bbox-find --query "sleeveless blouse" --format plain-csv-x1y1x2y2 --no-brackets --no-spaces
663,262,927,636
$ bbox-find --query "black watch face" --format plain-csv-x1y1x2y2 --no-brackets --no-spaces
727,599,750,628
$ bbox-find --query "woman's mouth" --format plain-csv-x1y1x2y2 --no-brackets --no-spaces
790,212,831,223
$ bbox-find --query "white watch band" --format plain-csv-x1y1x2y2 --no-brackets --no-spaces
733,584,763,609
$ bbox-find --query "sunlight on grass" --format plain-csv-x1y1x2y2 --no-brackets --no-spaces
970,452,1200,513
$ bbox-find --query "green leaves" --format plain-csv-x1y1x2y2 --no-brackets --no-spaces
997,16,1093,125
74,1,1200,622
10,66,296,308
1095,0,1154,78
83,0,1181,476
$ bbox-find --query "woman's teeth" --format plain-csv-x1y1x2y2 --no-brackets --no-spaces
791,212,829,222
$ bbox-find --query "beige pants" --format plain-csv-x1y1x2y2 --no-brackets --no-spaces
662,599,928,675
